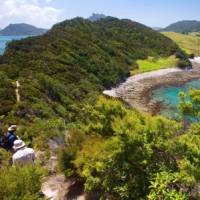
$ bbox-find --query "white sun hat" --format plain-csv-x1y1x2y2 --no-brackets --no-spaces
13,139,25,150
8,125,17,132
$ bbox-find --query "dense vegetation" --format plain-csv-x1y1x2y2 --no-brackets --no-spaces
0,17,187,126
163,32,200,56
161,20,200,33
0,23,47,36
0,17,197,199
58,92,200,199
0,147,44,200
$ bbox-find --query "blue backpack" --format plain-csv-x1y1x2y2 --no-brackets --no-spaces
3,132,18,150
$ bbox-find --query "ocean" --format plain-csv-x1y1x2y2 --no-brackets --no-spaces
0,35,28,55
151,78,200,118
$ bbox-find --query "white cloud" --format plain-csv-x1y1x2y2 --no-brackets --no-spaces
0,0,62,28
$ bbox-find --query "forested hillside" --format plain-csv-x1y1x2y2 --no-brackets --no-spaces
0,17,197,199
0,17,187,124
161,20,200,33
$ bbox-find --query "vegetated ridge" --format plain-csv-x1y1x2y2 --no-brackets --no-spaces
161,20,200,33
0,17,188,123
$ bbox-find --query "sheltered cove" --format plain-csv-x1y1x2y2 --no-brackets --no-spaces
103,59,200,115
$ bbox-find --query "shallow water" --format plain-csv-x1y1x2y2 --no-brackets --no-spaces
151,79,200,118
0,35,28,55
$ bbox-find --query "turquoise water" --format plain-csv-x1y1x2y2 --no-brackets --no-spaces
151,79,200,118
0,35,28,55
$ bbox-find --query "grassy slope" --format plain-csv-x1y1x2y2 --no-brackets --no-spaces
131,55,179,75
162,32,200,56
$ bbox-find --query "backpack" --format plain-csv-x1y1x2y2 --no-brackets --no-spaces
3,132,18,150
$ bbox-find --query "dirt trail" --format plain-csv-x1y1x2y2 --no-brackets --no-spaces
15,80,20,103
41,136,87,200
42,174,71,200
42,175,87,200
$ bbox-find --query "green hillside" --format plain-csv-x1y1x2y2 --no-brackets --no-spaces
1,17,199,200
161,20,200,33
163,32,200,56
0,17,187,124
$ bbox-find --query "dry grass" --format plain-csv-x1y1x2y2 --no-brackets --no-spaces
163,32,200,56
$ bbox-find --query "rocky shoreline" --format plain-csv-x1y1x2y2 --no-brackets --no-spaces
103,60,200,115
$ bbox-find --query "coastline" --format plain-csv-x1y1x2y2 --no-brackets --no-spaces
103,60,200,115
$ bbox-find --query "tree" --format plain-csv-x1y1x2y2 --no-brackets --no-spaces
0,164,44,200
70,98,181,199
179,89,200,122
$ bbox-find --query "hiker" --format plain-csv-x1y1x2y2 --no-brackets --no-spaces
3,125,18,151
12,139,36,166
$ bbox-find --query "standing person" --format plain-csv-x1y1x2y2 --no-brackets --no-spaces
12,139,36,166
3,125,18,151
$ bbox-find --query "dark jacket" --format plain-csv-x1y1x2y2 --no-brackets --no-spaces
3,131,18,150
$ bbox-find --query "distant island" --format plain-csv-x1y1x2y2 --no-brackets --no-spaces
161,20,200,33
0,23,47,36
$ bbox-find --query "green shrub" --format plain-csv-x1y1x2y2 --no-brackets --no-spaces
148,172,189,200
0,165,45,200
177,59,190,69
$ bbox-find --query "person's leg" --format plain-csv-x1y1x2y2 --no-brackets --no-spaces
0,138,3,148
9,157,13,166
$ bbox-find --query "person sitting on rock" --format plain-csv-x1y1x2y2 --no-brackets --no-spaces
3,125,18,151
12,139,36,166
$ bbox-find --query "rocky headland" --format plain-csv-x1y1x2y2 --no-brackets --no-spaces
103,59,200,115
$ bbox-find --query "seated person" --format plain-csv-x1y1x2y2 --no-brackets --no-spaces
12,139,35,166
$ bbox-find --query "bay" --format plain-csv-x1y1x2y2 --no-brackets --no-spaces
0,35,28,55
151,79,200,118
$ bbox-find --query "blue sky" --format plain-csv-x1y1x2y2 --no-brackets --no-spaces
1,0,200,28
51,0,200,27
